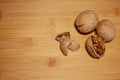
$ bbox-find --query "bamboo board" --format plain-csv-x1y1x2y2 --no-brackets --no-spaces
0,0,120,80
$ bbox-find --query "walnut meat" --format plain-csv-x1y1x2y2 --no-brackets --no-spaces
86,35,105,59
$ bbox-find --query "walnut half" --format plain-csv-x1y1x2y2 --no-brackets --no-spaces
86,35,105,59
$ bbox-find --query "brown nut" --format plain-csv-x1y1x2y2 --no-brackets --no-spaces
55,32,70,42
60,38,71,56
75,10,99,34
96,19,116,43
55,32,80,56
86,35,105,59
68,40,80,51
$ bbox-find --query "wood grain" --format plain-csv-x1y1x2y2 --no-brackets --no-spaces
0,0,120,80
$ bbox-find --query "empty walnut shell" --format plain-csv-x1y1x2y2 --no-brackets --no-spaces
55,32,70,42
86,35,105,59
68,40,80,51
60,38,71,56
55,32,80,56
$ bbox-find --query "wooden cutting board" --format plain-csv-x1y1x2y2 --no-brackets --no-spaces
0,0,120,80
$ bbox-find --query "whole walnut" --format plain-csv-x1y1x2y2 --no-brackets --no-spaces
96,19,116,42
75,10,99,34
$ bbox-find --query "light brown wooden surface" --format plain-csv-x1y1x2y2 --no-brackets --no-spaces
0,0,120,80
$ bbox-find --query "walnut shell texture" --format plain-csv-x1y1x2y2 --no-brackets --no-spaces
68,40,80,51
75,10,99,33
56,32,80,56
96,19,116,42
86,35,105,59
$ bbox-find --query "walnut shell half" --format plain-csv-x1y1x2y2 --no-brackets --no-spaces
55,32,80,56
86,35,105,59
